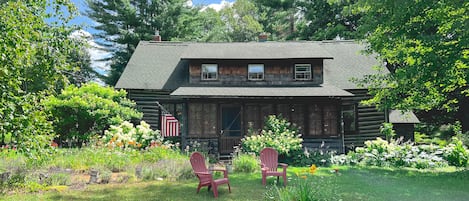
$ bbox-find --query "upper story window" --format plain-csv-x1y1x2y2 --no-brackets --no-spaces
201,64,218,80
248,64,264,80
295,64,312,80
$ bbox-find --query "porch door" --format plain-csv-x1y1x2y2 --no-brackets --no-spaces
219,105,242,154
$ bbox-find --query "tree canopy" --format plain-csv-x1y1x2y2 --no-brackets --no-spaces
354,0,468,131
0,0,86,152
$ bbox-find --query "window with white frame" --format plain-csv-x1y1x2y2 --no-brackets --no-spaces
201,64,218,80
295,64,312,80
248,64,264,80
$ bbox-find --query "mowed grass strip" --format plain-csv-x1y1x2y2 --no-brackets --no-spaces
3,167,468,201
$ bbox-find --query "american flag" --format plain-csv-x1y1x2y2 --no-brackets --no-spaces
161,113,179,137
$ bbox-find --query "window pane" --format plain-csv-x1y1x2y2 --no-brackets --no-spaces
202,64,218,80
295,64,311,80
248,64,264,80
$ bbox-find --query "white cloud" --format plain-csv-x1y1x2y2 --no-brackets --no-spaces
201,0,233,12
70,30,111,75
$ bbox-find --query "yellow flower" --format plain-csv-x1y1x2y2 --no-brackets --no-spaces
301,175,307,179
309,164,317,175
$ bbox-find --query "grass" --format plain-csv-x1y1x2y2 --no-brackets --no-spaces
3,166,468,201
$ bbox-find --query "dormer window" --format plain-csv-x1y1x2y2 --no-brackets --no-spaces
295,64,312,80
248,64,264,80
201,64,218,80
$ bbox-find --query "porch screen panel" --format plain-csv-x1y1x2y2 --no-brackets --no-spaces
323,105,338,136
260,104,274,128
276,104,290,119
245,104,261,134
308,104,322,136
291,104,304,135
188,103,217,137
203,104,217,137
188,103,203,137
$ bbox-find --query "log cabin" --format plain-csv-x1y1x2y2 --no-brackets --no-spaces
115,39,418,157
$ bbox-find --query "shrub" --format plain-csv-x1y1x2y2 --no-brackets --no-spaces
43,172,72,186
290,145,336,167
101,121,163,150
331,137,450,169
232,153,258,173
442,138,469,167
43,83,142,147
380,123,396,141
241,115,302,156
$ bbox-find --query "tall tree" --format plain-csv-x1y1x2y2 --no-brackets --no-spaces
296,0,361,40
354,0,468,131
86,0,196,86
220,0,264,42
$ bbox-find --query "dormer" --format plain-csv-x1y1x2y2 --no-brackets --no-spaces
182,42,332,86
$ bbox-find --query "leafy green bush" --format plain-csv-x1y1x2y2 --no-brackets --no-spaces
101,121,163,150
380,122,396,141
241,115,303,156
43,83,142,147
442,138,469,167
232,153,258,173
290,145,336,167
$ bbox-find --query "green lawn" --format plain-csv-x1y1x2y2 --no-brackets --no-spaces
3,167,468,201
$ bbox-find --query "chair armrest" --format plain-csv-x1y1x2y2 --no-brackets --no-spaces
194,171,212,176
210,168,228,178
279,163,288,171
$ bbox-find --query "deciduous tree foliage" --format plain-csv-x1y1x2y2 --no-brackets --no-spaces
354,0,468,131
220,0,264,42
0,0,81,151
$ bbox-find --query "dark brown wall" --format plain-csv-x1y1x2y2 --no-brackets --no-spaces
189,59,323,86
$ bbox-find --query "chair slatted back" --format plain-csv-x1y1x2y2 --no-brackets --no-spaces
190,152,208,173
260,147,278,171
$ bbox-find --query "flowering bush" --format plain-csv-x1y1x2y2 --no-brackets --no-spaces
241,115,302,156
330,137,467,169
102,121,163,150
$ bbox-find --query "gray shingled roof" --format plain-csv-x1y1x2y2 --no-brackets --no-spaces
115,42,188,90
389,110,420,123
182,42,332,59
170,85,353,97
115,40,386,91
321,41,385,89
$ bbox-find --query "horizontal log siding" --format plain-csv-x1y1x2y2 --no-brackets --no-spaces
342,89,386,150
127,89,178,130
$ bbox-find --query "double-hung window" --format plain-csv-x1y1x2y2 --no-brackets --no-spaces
248,64,264,80
201,64,218,80
295,64,312,80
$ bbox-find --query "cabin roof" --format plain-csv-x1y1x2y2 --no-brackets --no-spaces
115,40,386,90
181,42,333,59
389,110,420,123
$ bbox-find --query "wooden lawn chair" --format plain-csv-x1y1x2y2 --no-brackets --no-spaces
189,152,231,198
260,147,288,186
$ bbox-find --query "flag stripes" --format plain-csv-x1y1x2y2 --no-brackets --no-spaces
161,114,179,137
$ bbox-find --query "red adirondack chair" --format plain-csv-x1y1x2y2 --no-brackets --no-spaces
189,152,231,198
260,147,288,186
